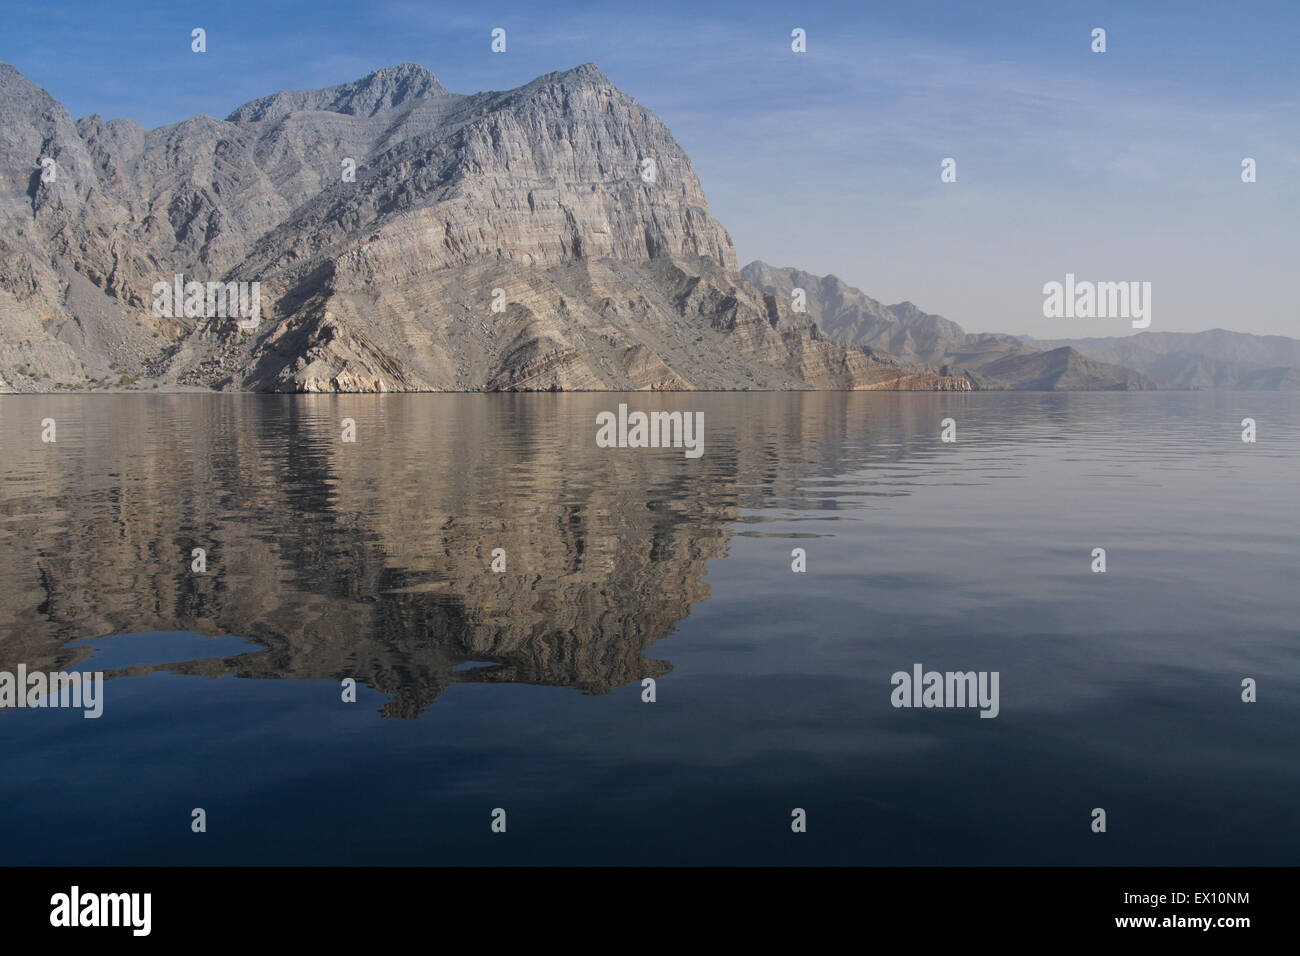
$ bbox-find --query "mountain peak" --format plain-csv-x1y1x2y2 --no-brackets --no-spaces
0,62,62,112
522,62,616,93
568,62,609,82
226,62,451,123
356,62,447,92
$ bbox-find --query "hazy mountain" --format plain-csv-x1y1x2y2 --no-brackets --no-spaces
0,62,964,393
968,346,1157,390
1020,330,1300,389
742,262,1157,390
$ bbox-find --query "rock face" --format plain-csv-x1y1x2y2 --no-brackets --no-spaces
0,61,967,393
743,261,1158,390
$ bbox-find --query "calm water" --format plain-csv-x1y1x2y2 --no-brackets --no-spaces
0,392,1295,865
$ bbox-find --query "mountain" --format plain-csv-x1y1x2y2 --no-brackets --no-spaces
969,346,1157,390
0,62,966,393
742,262,1157,390
1020,330,1300,389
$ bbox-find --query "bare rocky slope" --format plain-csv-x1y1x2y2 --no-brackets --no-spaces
0,62,967,394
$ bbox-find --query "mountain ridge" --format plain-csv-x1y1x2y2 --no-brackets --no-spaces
11,61,1281,394
742,261,1299,390
0,60,972,393
1018,329,1300,389
741,261,1159,390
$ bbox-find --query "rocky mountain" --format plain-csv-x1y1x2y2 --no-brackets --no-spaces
0,62,965,393
1020,330,1300,390
742,262,1157,390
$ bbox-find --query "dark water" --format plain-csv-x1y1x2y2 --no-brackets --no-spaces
0,392,1295,865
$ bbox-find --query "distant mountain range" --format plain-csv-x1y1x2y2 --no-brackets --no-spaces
1019,331,1300,390
741,263,1158,390
0,60,1291,393
743,263,1299,391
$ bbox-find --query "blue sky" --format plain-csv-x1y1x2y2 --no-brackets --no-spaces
4,0,1297,337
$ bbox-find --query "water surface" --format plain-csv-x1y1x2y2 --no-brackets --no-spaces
0,392,1294,864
